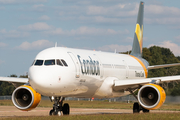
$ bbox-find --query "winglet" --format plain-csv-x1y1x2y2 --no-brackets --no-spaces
130,2,144,57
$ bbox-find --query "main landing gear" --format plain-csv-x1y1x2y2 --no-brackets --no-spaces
49,97,70,116
133,102,149,113
128,89,149,114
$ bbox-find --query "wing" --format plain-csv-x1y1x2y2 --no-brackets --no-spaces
113,75,180,91
148,63,180,70
0,77,28,83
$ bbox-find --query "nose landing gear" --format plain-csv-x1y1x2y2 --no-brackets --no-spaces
49,97,70,116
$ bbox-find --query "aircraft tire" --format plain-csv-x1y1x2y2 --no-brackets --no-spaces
133,102,140,113
62,103,70,115
49,109,55,116
142,108,149,113
49,109,62,116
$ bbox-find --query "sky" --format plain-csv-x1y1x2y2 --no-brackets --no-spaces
1,0,180,76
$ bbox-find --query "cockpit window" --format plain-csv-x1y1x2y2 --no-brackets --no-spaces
34,60,43,66
44,59,55,65
57,59,63,66
33,59,68,66
31,60,35,66
61,59,68,66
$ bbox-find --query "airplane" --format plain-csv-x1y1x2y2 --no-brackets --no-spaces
1,1,180,116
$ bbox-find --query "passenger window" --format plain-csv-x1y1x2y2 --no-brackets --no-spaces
44,60,55,65
57,59,63,66
61,59,68,67
34,60,43,66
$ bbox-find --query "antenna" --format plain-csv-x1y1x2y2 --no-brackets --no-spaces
55,42,57,47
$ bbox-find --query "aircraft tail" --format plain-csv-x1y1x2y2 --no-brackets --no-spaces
130,2,144,57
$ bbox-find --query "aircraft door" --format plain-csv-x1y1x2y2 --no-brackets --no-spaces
68,52,80,78
123,60,129,79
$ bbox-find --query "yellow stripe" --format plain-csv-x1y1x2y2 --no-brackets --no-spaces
135,24,143,53
130,55,148,78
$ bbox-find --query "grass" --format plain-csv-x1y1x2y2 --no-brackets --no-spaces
0,100,13,106
159,103,180,111
0,100,134,109
2,113,180,120
39,100,134,109
1,100,180,120
1,100,180,111
37,100,180,111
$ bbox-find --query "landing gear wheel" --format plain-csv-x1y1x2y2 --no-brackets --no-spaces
63,103,70,115
49,109,56,116
133,102,140,113
49,109,62,116
49,97,70,116
142,108,149,113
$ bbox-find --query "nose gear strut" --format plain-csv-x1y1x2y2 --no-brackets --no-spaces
49,96,70,116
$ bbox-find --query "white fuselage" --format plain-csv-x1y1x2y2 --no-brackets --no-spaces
28,47,147,98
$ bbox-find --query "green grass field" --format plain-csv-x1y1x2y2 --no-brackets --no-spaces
1,100,180,120
2,113,180,120
1,100,180,111
0,100,134,109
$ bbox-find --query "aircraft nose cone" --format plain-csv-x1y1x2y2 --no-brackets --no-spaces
28,66,57,94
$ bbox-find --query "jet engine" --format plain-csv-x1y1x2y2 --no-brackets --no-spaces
138,84,166,110
12,85,41,111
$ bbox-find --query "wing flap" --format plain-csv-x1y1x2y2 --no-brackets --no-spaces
0,77,28,83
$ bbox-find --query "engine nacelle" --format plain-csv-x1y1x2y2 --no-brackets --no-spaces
12,85,41,111
138,84,166,110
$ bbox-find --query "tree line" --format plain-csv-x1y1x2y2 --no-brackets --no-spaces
123,46,180,96
0,74,27,96
143,46,180,96
0,46,180,96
